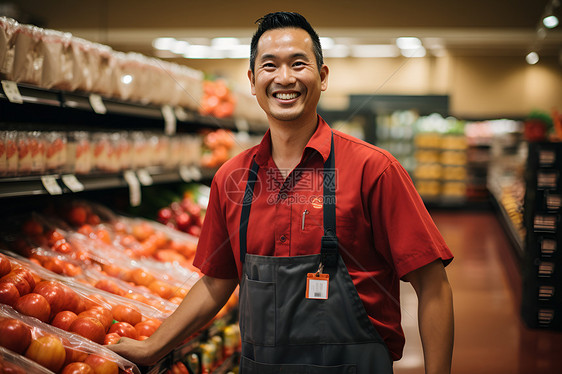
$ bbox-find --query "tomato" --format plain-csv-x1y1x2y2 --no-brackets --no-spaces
111,304,142,326
108,322,138,340
0,318,32,354
103,332,121,345
59,284,82,314
21,219,43,236
68,206,88,226
77,224,94,237
25,335,66,372
0,270,33,296
46,229,65,246
148,280,174,299
63,343,89,366
173,361,189,374
0,254,11,277
52,310,78,331
78,308,112,332
94,279,126,297
0,282,20,306
14,293,51,323
54,239,73,254
88,305,113,327
83,355,118,374
134,321,157,337
69,317,106,344
33,280,65,317
128,268,155,287
61,362,95,374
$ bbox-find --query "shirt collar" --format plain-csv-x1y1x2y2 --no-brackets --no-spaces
254,115,332,167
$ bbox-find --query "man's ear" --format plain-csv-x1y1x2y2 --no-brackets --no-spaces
248,69,256,95
320,64,329,92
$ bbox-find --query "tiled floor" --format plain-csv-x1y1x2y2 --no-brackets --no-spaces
394,210,562,374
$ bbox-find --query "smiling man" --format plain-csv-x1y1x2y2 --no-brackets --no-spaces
110,12,454,374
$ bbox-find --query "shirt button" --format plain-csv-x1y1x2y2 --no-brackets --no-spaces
280,235,287,242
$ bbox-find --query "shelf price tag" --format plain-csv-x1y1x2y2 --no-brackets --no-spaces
61,174,85,192
124,170,141,207
136,168,153,186
1,80,23,104
89,94,107,114
162,105,177,135
41,175,63,195
179,165,192,182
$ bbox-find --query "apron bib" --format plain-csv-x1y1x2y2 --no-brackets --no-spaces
238,133,393,374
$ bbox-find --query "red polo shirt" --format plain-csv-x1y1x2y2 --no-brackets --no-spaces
193,116,453,360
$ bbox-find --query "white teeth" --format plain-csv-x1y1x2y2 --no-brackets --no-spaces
276,92,298,100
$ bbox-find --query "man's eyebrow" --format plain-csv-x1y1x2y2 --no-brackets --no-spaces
258,52,310,61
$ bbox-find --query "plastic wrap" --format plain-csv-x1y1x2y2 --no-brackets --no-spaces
11,24,43,85
39,29,73,90
0,17,18,79
0,346,54,374
0,305,140,374
65,131,92,174
89,43,115,97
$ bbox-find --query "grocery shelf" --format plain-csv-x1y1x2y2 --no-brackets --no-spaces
0,167,215,200
0,81,265,134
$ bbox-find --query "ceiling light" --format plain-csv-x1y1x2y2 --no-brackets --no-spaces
396,37,422,50
526,51,539,65
320,37,335,50
152,37,176,51
211,37,240,50
401,47,426,58
543,15,559,28
171,40,190,55
351,45,400,58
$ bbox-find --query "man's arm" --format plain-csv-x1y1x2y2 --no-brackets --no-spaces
403,259,454,374
108,275,239,366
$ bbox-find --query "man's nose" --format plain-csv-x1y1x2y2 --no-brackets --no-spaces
274,64,296,85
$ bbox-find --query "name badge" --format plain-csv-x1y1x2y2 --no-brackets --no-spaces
306,273,329,300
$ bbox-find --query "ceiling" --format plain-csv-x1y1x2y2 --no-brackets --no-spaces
3,0,562,58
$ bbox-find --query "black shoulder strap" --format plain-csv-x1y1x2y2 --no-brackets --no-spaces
321,133,338,267
239,158,260,264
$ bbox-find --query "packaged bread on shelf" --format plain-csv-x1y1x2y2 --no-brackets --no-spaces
39,29,74,90
11,23,43,85
0,16,19,79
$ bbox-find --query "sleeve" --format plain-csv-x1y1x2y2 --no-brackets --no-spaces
369,161,453,279
192,176,239,279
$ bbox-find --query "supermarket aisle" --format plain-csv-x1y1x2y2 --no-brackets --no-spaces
394,210,562,374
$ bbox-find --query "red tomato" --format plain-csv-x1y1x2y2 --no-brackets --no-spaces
21,219,43,236
54,239,73,254
52,310,78,331
0,282,20,306
103,332,121,345
61,362,95,374
25,335,66,372
111,304,142,326
94,279,125,297
148,280,174,299
63,343,89,366
129,268,155,287
46,229,65,246
173,361,189,374
33,280,66,317
59,284,82,314
14,293,51,323
108,322,138,340
83,355,119,374
80,306,113,331
0,270,33,296
69,317,106,344
134,321,157,337
42,258,65,274
0,318,32,354
0,254,11,277
68,206,88,226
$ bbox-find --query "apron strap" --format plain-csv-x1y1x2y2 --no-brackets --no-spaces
321,134,338,268
240,158,260,264
239,132,337,266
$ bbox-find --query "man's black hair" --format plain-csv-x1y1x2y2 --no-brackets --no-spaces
249,12,324,74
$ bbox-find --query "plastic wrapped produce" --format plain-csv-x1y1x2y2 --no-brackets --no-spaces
0,17,18,79
65,131,91,174
90,43,115,97
4,131,17,176
39,29,74,90
11,24,43,85
45,132,67,173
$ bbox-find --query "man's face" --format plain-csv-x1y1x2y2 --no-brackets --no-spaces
248,28,329,124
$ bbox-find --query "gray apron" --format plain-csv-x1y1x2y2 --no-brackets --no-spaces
238,134,394,373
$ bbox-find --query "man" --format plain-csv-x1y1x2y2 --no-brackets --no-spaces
110,12,454,374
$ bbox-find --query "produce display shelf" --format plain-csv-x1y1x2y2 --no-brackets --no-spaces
489,189,525,260
0,81,265,134
0,167,215,199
